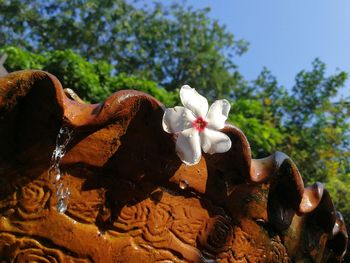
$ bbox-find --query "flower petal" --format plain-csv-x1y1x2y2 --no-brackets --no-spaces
180,85,208,117
162,106,196,133
200,128,232,154
176,128,201,165
206,99,230,130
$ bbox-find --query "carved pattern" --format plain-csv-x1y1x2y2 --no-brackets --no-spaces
116,244,187,262
67,201,100,224
16,180,51,220
171,218,205,246
230,226,270,262
0,233,91,262
110,193,189,241
198,216,234,254
0,179,51,220
113,202,148,236
67,188,105,224
144,203,172,243
269,238,291,263
109,190,264,261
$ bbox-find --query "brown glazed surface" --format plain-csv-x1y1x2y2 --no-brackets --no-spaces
0,70,348,262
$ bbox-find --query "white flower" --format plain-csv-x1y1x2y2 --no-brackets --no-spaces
162,85,232,165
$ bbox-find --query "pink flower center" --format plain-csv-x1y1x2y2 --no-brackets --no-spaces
192,116,207,132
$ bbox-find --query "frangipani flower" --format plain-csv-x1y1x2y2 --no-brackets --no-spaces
162,85,232,165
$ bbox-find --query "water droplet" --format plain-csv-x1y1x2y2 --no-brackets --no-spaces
179,180,189,190
57,198,68,213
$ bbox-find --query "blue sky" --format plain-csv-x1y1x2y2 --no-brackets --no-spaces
175,1,350,90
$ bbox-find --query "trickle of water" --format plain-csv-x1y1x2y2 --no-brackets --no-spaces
48,126,73,214
48,164,61,181
56,182,71,198
56,182,71,213
179,180,189,190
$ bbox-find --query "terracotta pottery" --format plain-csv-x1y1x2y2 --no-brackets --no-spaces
0,70,347,262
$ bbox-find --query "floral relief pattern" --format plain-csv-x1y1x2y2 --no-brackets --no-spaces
0,233,91,262
198,216,234,254
66,187,105,224
15,180,51,220
0,179,51,221
66,201,101,224
108,190,236,259
111,200,174,244
143,203,172,243
112,202,148,236
171,218,206,246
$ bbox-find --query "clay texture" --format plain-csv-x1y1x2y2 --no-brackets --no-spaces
0,70,348,262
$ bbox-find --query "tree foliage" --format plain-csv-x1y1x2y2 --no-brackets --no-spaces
0,0,247,97
0,46,179,106
281,59,350,183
